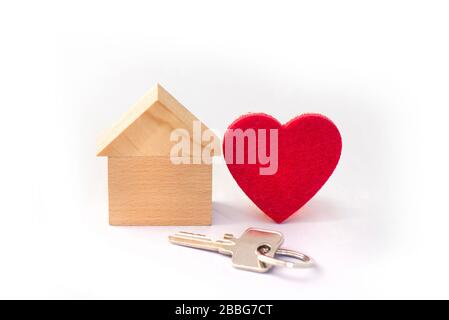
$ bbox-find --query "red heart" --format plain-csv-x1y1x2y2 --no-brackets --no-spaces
223,113,342,223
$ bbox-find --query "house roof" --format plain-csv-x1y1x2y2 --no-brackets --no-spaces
96,84,220,157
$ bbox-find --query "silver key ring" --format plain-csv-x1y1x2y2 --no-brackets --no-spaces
256,247,314,269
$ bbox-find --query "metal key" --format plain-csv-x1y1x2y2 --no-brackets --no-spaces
169,228,314,272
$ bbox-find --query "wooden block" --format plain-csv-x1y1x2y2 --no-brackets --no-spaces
97,84,217,226
108,157,212,225
96,84,221,157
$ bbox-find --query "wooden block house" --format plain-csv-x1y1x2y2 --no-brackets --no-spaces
97,84,219,225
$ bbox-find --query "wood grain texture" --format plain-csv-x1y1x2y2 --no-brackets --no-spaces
108,157,212,225
97,84,220,157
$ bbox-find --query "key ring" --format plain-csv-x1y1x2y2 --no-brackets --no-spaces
256,246,314,269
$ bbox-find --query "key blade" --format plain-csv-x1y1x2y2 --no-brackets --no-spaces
169,233,215,250
169,231,235,253
171,231,213,242
175,231,208,237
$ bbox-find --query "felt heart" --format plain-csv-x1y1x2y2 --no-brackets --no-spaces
223,113,342,223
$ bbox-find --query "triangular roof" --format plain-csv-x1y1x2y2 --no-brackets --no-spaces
96,84,220,157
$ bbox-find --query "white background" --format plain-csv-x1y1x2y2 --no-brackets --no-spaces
0,0,448,299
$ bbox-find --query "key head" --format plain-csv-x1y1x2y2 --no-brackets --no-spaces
231,228,284,272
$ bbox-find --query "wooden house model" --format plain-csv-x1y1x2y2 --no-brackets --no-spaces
96,84,219,225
